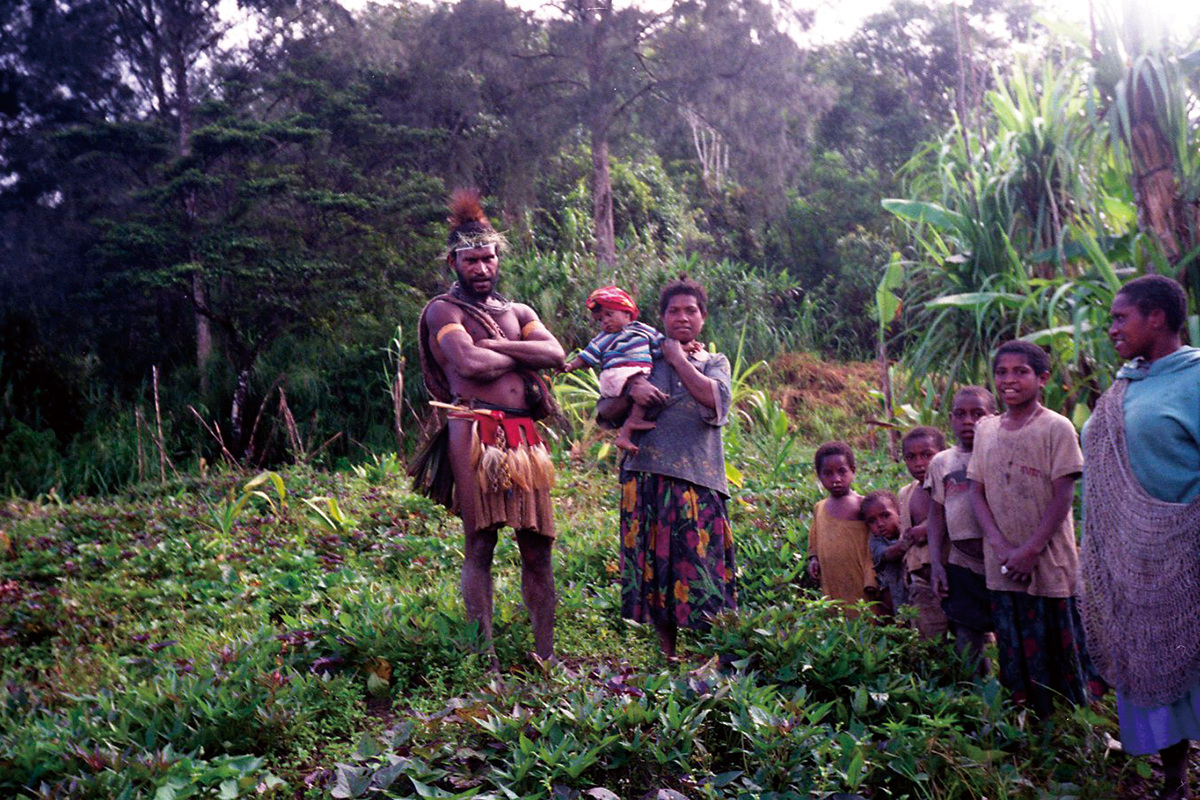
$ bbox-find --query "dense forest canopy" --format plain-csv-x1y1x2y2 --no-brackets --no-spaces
1,0,1198,495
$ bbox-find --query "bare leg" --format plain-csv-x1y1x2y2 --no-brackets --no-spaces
656,617,678,659
462,526,499,663
515,529,556,660
1160,740,1190,799
951,623,992,677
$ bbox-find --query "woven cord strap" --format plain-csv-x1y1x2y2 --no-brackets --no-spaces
1080,379,1200,705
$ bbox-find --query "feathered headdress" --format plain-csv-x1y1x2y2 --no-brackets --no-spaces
444,188,508,259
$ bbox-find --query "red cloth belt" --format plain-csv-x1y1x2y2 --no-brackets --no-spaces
449,408,543,449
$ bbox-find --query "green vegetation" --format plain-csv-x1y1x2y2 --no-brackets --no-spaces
3,0,1200,795
1,448,1138,798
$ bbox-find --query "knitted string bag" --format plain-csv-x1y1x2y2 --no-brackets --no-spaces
1080,379,1200,706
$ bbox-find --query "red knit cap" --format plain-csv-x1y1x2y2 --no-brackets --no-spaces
586,285,638,319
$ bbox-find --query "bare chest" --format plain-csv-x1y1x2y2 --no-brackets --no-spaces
459,307,522,342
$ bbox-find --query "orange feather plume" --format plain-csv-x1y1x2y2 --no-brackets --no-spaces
448,188,488,229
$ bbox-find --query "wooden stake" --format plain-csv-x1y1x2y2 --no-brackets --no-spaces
134,407,147,484
188,405,239,467
877,340,899,461
246,374,286,467
152,366,167,484
279,388,304,463
391,359,404,457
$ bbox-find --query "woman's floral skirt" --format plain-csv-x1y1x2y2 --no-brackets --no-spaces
619,471,737,630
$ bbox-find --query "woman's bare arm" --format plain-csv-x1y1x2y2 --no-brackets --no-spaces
662,339,718,409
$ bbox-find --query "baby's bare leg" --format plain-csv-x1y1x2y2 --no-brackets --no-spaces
613,375,656,454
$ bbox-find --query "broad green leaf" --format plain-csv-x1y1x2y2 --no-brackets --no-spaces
846,750,865,789
724,462,744,490
924,292,1026,310
882,198,968,233
1021,322,1095,344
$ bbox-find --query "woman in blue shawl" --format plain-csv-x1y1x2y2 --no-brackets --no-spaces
1081,275,1200,800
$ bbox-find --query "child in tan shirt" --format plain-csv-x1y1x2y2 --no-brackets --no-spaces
967,341,1088,716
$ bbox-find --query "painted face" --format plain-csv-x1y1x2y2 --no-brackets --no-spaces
1108,293,1156,361
596,306,634,335
863,501,900,539
902,435,939,483
451,244,499,299
662,293,705,344
993,352,1047,411
817,453,855,498
949,396,992,449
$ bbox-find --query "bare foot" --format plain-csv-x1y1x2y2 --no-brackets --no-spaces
613,433,639,454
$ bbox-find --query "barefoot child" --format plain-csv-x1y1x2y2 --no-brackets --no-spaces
563,286,662,453
900,426,949,639
968,340,1089,716
863,490,907,619
807,441,877,615
927,386,996,676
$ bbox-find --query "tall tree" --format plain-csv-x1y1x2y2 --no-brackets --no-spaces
105,0,240,383
1090,0,1200,280
540,0,670,274
90,56,445,454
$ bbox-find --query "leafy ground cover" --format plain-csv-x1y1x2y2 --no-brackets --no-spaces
0,444,1165,799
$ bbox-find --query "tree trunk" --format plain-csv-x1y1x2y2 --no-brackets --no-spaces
230,362,252,457
583,0,617,278
169,32,211,387
1129,117,1183,269
591,126,617,277
193,274,212,389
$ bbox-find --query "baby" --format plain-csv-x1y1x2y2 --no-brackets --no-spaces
563,285,662,453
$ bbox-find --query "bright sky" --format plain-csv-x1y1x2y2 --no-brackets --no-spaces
328,0,1200,46
799,0,1200,45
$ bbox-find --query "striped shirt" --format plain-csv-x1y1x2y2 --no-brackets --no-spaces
576,321,662,370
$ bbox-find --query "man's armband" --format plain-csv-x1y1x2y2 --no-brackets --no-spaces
436,323,468,344
520,320,544,339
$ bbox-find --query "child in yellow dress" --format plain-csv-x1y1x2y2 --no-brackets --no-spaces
807,441,877,615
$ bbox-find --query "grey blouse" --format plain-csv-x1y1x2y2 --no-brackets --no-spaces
620,349,732,496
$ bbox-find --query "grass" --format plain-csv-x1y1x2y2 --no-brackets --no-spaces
0,445,1148,799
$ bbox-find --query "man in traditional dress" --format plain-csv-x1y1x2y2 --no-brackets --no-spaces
412,189,565,661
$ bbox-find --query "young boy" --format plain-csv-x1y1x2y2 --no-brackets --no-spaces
927,386,996,675
807,441,877,616
563,285,662,453
863,490,907,619
968,340,1088,716
899,426,949,639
